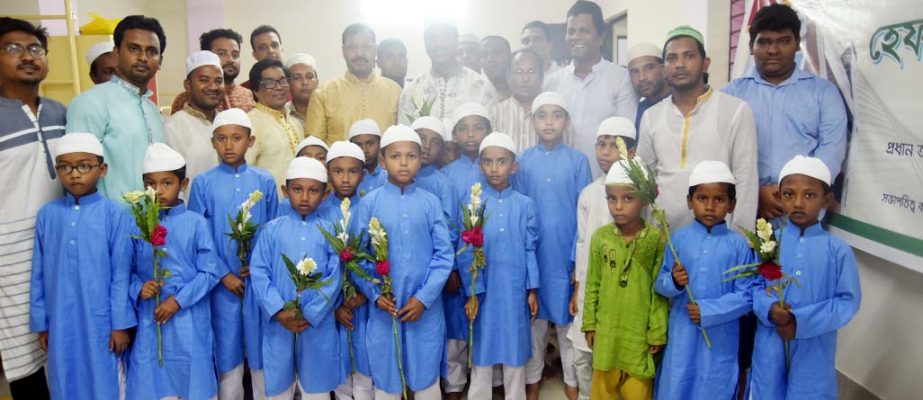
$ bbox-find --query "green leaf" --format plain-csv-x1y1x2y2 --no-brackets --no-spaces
345,260,376,283
281,254,301,285
722,271,759,282
722,262,760,274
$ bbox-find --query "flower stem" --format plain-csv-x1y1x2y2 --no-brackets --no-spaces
392,315,408,399
154,252,164,367
779,292,790,372
468,267,478,369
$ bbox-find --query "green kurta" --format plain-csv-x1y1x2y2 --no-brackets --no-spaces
582,221,668,378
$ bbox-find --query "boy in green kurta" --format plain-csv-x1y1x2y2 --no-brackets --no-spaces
582,158,668,400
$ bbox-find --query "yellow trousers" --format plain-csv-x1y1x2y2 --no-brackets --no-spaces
589,368,653,400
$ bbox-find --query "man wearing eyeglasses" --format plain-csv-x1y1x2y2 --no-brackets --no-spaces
246,59,304,192
66,15,167,203
306,23,401,145
0,17,58,400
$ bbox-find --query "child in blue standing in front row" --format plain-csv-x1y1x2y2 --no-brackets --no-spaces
749,155,861,400
187,108,279,399
127,143,220,400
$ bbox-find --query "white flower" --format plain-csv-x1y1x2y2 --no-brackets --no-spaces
248,190,263,204
336,231,349,244
368,217,387,247
616,137,629,160
469,182,483,211
122,191,145,204
237,223,244,232
296,258,317,276
340,198,351,228
755,218,773,242
469,215,479,226
144,186,157,203
760,240,776,254
241,210,252,225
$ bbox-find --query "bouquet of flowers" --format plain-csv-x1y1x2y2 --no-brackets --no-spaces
368,217,407,399
123,187,172,366
226,190,264,278
403,91,436,123
281,254,333,367
723,218,799,369
457,182,487,368
616,138,712,348
319,197,379,372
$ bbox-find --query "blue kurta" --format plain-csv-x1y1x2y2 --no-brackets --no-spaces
352,182,454,394
749,221,861,400
457,185,539,367
29,192,136,400
187,162,279,374
653,220,756,400
126,203,220,400
249,210,343,396
441,155,482,202
358,165,388,198
513,143,592,324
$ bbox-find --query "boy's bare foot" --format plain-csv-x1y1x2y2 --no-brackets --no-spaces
526,382,541,400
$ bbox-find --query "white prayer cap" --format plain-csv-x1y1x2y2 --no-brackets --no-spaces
689,160,735,187
295,136,330,156
628,42,662,63
479,132,517,156
450,102,491,133
185,50,222,75
605,157,648,186
459,33,480,44
143,143,186,174
285,156,328,182
779,155,831,186
86,41,114,65
212,108,252,132
411,116,447,141
380,124,422,149
347,119,381,140
326,141,365,164
55,133,103,158
284,53,317,69
596,117,636,139
531,91,569,115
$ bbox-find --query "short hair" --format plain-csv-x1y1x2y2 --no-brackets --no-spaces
342,23,376,44
481,35,511,53
250,25,281,48
172,166,187,182
688,183,737,201
0,17,48,51
510,48,545,74
749,4,801,47
89,56,108,76
377,37,406,55
114,15,166,55
567,1,607,37
522,20,552,40
424,22,458,40
248,59,288,91
199,28,242,51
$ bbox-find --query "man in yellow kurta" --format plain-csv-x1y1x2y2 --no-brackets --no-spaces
306,23,401,144
246,59,304,193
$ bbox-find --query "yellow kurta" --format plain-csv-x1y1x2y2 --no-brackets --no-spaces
246,104,304,194
305,72,401,144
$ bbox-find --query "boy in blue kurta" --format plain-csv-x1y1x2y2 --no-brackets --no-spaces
352,125,454,400
749,155,861,400
412,116,458,233
127,143,221,400
654,160,756,400
439,103,493,397
30,133,135,400
349,119,388,197
187,109,279,399
458,132,540,400
250,156,343,399
514,91,592,398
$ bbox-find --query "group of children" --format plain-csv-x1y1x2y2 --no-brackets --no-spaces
30,89,861,400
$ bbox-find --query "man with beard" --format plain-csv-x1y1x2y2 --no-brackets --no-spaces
242,25,284,90
66,15,167,202
544,1,637,177
171,29,255,114
164,51,224,184
480,35,513,100
637,25,757,230
398,22,497,124
493,48,544,151
246,59,304,191
627,42,670,130
521,21,561,81
284,53,318,125
0,18,61,399
86,41,117,84
377,37,408,88
307,23,400,144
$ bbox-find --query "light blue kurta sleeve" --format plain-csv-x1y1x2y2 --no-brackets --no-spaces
654,237,685,299
250,224,286,322
753,277,777,328
523,198,540,291
575,154,593,193
349,203,382,302
28,210,48,332
791,243,861,340
109,208,137,330
300,237,342,327
65,92,108,137
186,179,207,215
698,245,757,329
814,84,848,180
263,178,280,223
173,218,221,308
412,204,453,308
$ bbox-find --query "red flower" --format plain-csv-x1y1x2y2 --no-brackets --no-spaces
339,248,354,263
758,261,783,281
461,227,485,247
655,184,660,198
151,225,167,246
376,260,390,276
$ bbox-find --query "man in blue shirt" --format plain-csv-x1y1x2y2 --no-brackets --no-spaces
627,42,670,131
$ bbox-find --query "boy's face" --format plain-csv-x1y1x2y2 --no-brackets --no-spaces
212,125,254,166
285,178,327,216
381,142,421,187
143,171,188,207
297,146,328,163
416,128,444,167
439,141,461,167
479,147,518,190
606,184,645,227
350,134,381,169
595,136,632,174
55,152,107,198
687,183,736,228
780,174,832,228
328,157,364,199
453,116,490,158
532,104,568,144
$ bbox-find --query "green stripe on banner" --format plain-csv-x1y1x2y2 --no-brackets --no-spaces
828,213,923,258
